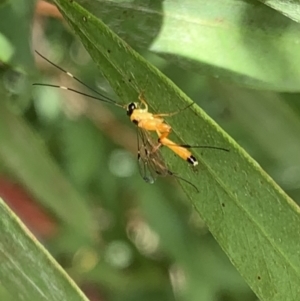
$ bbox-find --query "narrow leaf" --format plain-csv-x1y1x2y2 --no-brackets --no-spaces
0,198,89,301
77,0,300,91
52,1,300,300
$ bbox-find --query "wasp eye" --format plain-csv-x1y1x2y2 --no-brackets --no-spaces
127,102,137,116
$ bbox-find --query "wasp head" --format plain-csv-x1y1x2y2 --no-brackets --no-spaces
126,102,137,116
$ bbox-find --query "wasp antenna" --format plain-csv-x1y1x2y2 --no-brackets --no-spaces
34,50,122,107
33,83,124,106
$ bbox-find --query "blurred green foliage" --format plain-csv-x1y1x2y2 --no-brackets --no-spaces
1,0,300,301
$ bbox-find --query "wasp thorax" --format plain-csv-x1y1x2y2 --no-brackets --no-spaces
126,102,137,116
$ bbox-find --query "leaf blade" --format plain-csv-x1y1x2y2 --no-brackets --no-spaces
52,1,300,300
0,198,89,301
77,0,300,91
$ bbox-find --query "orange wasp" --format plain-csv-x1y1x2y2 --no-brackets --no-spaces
128,92,228,167
34,51,228,191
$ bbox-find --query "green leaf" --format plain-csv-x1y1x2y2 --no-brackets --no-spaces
52,1,300,300
77,0,300,92
258,0,300,23
0,104,92,237
0,197,89,301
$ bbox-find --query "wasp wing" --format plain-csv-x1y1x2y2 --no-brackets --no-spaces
136,128,199,192
137,128,170,184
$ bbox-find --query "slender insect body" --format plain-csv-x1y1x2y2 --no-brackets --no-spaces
129,106,200,166
159,136,198,166
128,105,196,167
